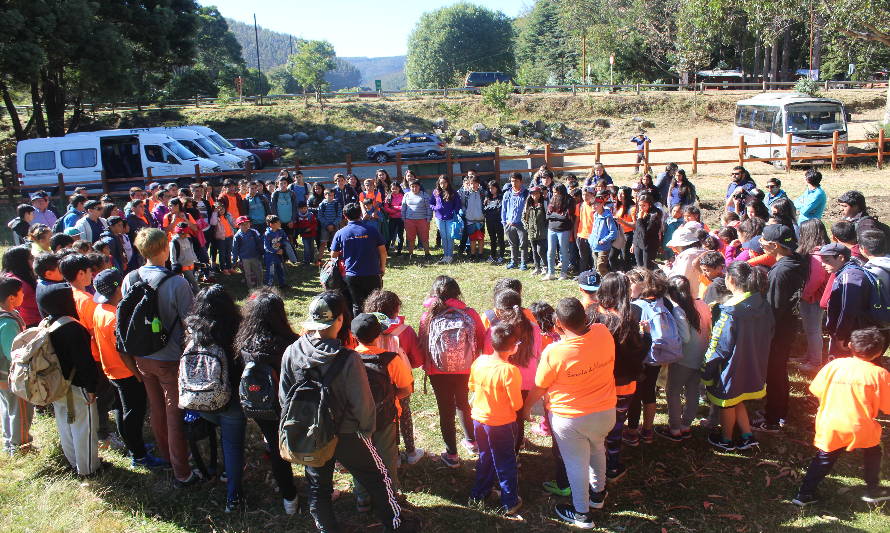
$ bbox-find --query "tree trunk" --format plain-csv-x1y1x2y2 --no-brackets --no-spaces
753,44,761,82
66,96,83,134
770,39,780,86
0,81,25,141
29,80,47,138
884,83,890,125
763,45,772,86
781,26,792,81
813,18,823,74
41,69,66,137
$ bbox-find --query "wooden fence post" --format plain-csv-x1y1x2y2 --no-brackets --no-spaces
195,94,200,108
345,153,353,175
692,137,699,175
194,164,201,181
395,153,403,181
643,139,650,174
544,144,552,167
494,147,501,184
785,134,792,172
101,170,109,194
635,83,641,95
878,128,885,170
595,142,601,163
831,130,839,170
738,135,745,167
245,157,254,180
571,84,576,96
56,173,66,209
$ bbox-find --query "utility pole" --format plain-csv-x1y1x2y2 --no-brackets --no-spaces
253,14,262,104
581,29,587,85
289,34,294,58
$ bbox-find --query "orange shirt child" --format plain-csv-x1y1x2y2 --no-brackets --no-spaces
468,353,523,426
72,287,100,362
576,202,595,239
93,303,134,380
355,344,414,419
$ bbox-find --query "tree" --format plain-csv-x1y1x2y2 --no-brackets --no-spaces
268,65,302,94
288,40,336,93
325,58,363,90
242,67,271,97
406,3,515,89
167,7,245,100
515,0,577,85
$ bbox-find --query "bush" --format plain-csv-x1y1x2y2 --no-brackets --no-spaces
864,122,890,150
794,77,822,97
481,80,514,116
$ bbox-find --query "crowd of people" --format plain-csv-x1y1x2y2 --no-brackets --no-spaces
0,161,889,532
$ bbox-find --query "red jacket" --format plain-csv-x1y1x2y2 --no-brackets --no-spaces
295,210,318,239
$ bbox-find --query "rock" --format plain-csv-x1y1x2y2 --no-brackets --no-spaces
374,126,385,133
502,124,518,135
454,129,474,145
323,136,334,142
471,122,488,132
277,133,293,142
517,129,526,138
476,129,492,142
640,120,656,128
631,117,644,123
519,119,532,128
293,131,310,143
402,129,410,135
532,132,544,139
434,128,445,135
557,144,569,151
534,120,546,132
285,140,298,148
593,118,611,128
314,129,328,139
551,122,566,134
434,117,448,129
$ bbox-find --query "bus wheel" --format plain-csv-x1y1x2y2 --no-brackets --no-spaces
772,150,785,170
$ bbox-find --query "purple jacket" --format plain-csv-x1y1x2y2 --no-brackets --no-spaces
429,191,461,221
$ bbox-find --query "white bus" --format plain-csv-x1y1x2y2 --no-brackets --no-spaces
734,93,851,168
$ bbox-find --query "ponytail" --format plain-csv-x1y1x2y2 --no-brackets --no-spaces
494,289,534,368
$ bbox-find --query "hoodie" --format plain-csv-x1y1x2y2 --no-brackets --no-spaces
766,252,807,325
279,335,376,435
825,261,874,355
864,255,890,290
36,283,98,393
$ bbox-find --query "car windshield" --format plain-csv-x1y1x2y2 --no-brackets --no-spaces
196,137,223,155
165,141,198,160
179,140,208,158
210,134,236,150
786,104,845,136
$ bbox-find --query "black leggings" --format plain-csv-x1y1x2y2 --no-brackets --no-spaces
627,364,661,429
428,373,474,455
486,219,505,259
110,376,148,459
388,218,404,253
254,417,298,501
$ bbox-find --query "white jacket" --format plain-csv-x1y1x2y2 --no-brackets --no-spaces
73,215,108,243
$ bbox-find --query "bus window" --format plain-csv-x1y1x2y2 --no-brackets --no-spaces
772,113,783,136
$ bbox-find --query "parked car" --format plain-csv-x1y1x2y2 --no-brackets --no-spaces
228,138,283,169
366,133,446,163
464,71,512,89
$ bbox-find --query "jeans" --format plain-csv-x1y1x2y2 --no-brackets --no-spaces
471,421,519,509
530,239,547,270
110,376,149,459
798,445,882,496
344,274,383,318
302,236,316,264
799,300,825,365
428,373,474,455
505,224,528,265
486,219,505,259
605,393,632,473
436,218,455,258
547,229,571,276
215,237,233,270
264,255,285,287
627,364,661,429
388,217,404,253
254,417,298,501
576,236,593,273
634,243,657,270
201,401,247,502
550,408,616,513
666,364,701,432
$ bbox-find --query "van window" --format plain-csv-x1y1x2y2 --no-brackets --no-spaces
61,148,98,168
145,145,165,163
24,151,56,171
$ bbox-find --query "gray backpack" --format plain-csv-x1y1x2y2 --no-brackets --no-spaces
178,342,230,412
426,306,476,372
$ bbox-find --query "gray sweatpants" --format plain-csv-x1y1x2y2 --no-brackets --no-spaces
0,387,33,453
505,224,528,266
242,257,264,289
666,364,702,432
53,385,99,475
550,408,616,513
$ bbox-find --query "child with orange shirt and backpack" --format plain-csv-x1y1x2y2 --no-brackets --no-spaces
792,327,890,506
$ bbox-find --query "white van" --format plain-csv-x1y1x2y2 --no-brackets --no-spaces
17,130,220,194
182,125,258,167
735,93,851,168
137,127,244,170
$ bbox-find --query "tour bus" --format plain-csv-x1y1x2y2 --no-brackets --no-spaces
136,127,244,170
16,130,220,194
735,93,851,168
181,125,258,168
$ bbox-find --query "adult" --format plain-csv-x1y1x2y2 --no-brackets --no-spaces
330,202,387,317
521,297,616,528
501,173,530,270
430,176,462,264
652,162,678,206
816,243,873,357
837,190,886,237
796,219,831,372
122,228,196,487
61,194,87,230
794,169,827,223
29,191,57,228
280,291,402,532
667,169,697,209
764,178,788,209
755,224,806,433
632,193,662,270
666,224,705,295
724,166,757,213
400,180,432,258
1,246,40,327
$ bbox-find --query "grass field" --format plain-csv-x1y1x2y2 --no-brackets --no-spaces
1,169,890,532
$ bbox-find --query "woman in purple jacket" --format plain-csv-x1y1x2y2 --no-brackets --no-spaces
429,175,462,264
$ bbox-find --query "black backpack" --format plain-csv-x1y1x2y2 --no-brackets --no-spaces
51,215,66,235
239,358,280,420
320,258,345,291
358,351,398,431
115,271,180,357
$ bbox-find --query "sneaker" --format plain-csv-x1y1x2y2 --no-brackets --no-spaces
405,448,426,465
356,496,372,513
503,496,523,516
518,263,528,271
438,452,460,468
791,493,818,507
707,433,736,452
589,489,607,510
487,257,497,264
173,469,204,488
862,487,890,503
606,464,627,484
654,426,684,442
443,256,453,264
542,480,572,497
505,262,517,269
282,497,299,515
224,497,241,513
751,421,782,433
736,434,760,451
621,428,640,447
437,258,448,264
559,274,569,281
541,273,557,281
461,439,479,455
131,453,169,470
639,428,654,444
554,503,594,529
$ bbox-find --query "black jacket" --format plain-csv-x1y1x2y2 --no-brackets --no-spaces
36,283,98,393
766,253,807,325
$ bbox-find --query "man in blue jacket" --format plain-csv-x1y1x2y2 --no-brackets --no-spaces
817,243,873,357
794,169,827,223
501,173,529,270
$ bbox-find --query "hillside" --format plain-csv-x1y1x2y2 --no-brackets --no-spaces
340,56,407,90
226,18,298,72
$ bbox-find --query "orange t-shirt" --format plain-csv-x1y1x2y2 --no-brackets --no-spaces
225,193,242,218
748,252,777,268
809,357,890,452
535,323,616,418
355,344,414,420
577,202,594,239
615,206,636,233
93,303,133,380
72,288,100,362
468,354,523,426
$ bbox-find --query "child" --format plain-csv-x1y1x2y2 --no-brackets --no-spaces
792,327,890,506
350,312,413,511
210,200,236,275
683,205,710,232
317,188,341,256
170,222,199,293
0,277,31,455
383,182,405,255
8,204,35,245
361,197,381,234
294,202,319,266
630,133,650,174
522,186,547,276
29,224,52,256
589,191,617,275
662,204,683,260
263,215,287,289
50,233,75,253
484,181,504,264
468,323,524,515
529,301,559,437
231,216,264,289
702,261,774,451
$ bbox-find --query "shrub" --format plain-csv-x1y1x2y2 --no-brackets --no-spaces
794,77,822,97
481,80,514,116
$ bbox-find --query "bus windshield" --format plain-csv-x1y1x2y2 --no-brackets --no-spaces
786,104,845,136
165,142,199,161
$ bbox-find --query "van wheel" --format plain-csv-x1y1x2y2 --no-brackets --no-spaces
252,155,264,170
375,153,389,163
425,150,441,160
772,150,785,170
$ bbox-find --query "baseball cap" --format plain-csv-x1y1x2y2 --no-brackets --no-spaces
147,182,160,191
576,269,602,292
351,312,391,344
235,216,250,226
107,215,124,227
93,268,123,304
173,221,189,234
30,191,49,201
63,227,81,237
529,186,542,193
301,293,342,331
761,224,796,249
741,235,763,253
814,242,851,258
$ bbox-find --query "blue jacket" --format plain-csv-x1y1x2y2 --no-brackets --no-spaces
588,210,618,252
232,228,263,261
317,199,342,228
794,187,827,222
62,208,84,230
263,228,288,259
765,189,788,209
702,292,774,407
501,187,529,226
825,261,874,355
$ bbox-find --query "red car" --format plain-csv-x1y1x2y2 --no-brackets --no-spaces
228,138,283,169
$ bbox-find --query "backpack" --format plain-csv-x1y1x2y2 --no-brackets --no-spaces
856,216,890,244
8,316,76,406
51,215,66,235
239,359,280,420
636,298,683,365
279,349,350,467
0,310,23,381
320,258,346,291
358,351,399,431
426,306,476,372
178,343,231,412
116,271,180,357
859,266,890,324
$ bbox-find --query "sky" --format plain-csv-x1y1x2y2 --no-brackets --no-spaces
198,0,529,58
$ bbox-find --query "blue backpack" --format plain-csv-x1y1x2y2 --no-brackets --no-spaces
635,298,683,365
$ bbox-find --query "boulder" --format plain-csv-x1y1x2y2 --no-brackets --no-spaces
532,132,544,139
277,133,293,142
534,120,546,132
434,117,448,129
502,124,518,135
471,122,488,132
293,131,310,143
519,119,532,128
323,136,334,142
631,117,644,123
593,118,611,128
284,140,298,148
454,129,475,145
476,128,492,142
374,125,385,133
551,122,566,134
314,129,329,139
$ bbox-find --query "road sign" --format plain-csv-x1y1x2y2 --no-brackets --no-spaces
609,54,615,65
375,80,382,92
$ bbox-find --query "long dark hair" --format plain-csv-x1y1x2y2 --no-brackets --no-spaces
235,289,298,361
616,186,635,212
672,170,694,203
435,175,455,202
424,275,463,325
667,275,701,333
726,261,761,293
493,289,534,369
2,246,36,288
595,272,640,344
185,284,241,357
797,218,830,255
770,198,797,230
530,301,556,335
744,198,770,221
548,184,570,215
